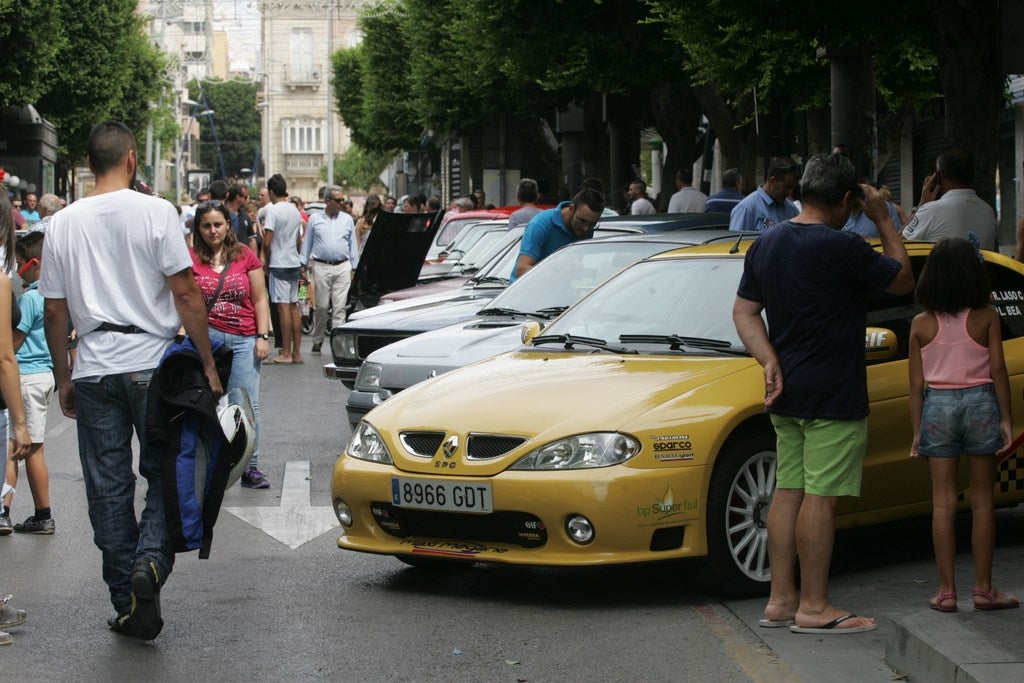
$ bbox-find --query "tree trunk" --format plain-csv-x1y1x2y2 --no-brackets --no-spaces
649,82,703,211
930,1,1000,207
692,83,759,192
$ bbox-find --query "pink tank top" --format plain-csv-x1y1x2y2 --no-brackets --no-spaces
920,309,992,389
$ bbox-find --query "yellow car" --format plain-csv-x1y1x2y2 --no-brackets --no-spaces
331,240,1024,595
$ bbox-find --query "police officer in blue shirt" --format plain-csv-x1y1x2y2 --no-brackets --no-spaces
728,159,800,232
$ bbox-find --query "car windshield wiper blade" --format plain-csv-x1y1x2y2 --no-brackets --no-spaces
618,334,748,356
533,305,568,318
531,333,637,354
477,306,545,318
468,275,509,285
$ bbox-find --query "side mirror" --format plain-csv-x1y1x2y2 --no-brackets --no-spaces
865,326,898,361
521,321,542,344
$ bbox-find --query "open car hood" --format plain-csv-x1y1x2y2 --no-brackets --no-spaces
351,210,445,306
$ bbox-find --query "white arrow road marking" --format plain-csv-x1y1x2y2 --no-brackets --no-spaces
223,460,338,549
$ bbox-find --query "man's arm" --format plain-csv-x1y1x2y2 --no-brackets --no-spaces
514,253,538,279
860,183,914,295
43,297,75,419
166,269,223,397
732,296,782,406
262,228,274,264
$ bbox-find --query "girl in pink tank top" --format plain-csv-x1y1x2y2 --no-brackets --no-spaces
909,237,1017,613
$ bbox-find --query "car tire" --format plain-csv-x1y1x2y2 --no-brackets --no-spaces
703,432,776,597
396,556,477,572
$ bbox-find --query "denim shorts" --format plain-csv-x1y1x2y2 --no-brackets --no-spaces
918,384,1002,457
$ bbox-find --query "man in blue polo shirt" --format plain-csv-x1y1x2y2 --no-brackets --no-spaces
728,159,800,232
510,187,604,282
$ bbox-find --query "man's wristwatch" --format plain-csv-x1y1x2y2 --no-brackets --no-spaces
257,333,270,340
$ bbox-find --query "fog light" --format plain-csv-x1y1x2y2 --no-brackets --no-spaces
565,514,594,545
334,498,353,526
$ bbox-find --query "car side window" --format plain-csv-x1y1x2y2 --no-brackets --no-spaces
865,256,928,365
988,262,1024,341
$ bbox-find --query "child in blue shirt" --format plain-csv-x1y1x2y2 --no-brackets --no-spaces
2,232,55,534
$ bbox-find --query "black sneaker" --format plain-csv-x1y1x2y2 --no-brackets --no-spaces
0,514,11,536
13,516,55,534
311,342,322,355
124,561,163,640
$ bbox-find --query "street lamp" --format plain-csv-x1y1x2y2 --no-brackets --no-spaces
175,105,215,205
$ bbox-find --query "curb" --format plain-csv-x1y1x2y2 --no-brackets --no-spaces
886,613,1024,683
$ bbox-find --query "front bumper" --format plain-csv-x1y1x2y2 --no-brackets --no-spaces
330,454,710,566
323,363,359,389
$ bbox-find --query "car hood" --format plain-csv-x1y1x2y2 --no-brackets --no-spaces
348,286,496,321
367,316,527,373
353,209,444,297
337,298,494,334
365,351,759,474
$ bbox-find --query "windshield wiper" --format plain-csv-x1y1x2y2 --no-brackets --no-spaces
531,333,637,354
468,275,509,285
618,334,748,356
534,306,568,318
477,306,546,318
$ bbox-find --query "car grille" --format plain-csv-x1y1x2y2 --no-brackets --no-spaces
370,502,547,548
467,434,527,460
399,431,446,457
356,334,409,360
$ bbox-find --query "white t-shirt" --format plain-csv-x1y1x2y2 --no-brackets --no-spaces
263,200,303,268
631,197,656,215
667,186,708,213
38,189,193,380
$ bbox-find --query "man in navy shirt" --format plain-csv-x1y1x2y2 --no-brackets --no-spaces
704,168,745,213
733,153,913,634
511,188,603,281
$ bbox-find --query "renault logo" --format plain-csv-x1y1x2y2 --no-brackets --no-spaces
442,435,458,459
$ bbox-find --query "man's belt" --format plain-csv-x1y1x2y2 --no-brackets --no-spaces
95,322,146,334
311,257,348,266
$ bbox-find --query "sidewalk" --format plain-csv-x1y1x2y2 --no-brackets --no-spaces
725,505,1024,683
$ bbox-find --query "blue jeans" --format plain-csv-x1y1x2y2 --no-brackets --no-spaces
209,329,262,468
75,371,172,614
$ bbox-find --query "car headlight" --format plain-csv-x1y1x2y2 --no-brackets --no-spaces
354,361,383,392
331,332,358,360
346,422,393,464
509,433,640,470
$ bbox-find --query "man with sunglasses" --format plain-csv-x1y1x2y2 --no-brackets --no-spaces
510,187,604,282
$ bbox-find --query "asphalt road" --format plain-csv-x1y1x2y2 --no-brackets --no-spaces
2,341,779,682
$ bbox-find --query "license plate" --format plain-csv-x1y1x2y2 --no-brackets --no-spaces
391,477,493,513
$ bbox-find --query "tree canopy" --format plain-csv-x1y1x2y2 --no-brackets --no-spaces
187,79,261,180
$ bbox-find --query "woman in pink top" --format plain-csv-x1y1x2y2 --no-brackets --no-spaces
909,237,1017,613
192,202,272,489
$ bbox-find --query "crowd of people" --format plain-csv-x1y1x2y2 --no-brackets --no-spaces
1,122,1020,649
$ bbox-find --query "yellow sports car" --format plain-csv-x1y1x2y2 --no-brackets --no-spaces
331,240,1024,595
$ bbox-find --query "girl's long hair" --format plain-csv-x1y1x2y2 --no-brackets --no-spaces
192,202,242,266
0,192,19,275
915,237,991,314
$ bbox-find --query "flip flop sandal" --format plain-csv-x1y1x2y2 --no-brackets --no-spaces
266,357,293,364
790,614,878,634
972,587,1020,611
929,591,959,613
758,618,795,628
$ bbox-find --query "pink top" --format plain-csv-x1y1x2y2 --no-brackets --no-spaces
190,246,263,336
921,309,992,389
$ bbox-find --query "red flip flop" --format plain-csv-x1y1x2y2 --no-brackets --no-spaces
929,591,958,613
972,587,1020,611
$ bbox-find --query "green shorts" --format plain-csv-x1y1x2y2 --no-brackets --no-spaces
770,415,868,497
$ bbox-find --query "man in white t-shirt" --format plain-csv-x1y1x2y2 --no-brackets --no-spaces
39,120,221,641
262,173,305,364
627,180,656,215
667,168,708,213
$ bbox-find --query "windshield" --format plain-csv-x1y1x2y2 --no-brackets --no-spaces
539,257,746,350
487,240,685,314
453,229,508,268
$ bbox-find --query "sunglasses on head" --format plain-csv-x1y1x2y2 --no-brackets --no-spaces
17,257,39,278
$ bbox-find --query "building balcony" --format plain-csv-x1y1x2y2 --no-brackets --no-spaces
284,64,323,89
284,153,324,176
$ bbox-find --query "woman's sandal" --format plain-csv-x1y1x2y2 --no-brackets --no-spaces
972,587,1020,611
929,591,958,613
